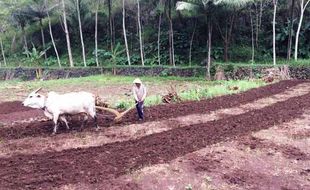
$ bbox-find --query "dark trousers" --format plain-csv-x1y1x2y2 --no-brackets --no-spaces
136,101,144,120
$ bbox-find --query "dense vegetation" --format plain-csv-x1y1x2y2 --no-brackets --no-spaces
0,0,309,70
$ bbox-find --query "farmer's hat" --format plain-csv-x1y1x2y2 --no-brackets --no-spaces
133,78,142,84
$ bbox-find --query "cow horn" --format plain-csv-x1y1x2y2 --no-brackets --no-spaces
34,87,42,93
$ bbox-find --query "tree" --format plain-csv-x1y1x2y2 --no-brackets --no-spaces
250,6,255,62
61,0,74,67
189,18,197,66
272,0,278,65
28,0,49,59
0,34,7,67
156,0,164,65
76,0,86,67
137,0,145,66
122,0,131,65
94,0,99,67
11,6,33,54
287,0,296,60
177,0,252,78
294,0,310,60
167,0,175,66
107,0,113,51
45,0,61,67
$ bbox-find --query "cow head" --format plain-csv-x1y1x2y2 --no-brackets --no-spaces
22,88,46,109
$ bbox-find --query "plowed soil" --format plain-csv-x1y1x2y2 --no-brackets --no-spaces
0,80,304,140
0,80,309,190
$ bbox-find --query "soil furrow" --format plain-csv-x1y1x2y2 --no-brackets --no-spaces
0,92,309,189
0,80,306,140
0,82,309,158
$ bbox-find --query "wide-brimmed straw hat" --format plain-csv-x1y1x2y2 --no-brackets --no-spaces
133,78,142,84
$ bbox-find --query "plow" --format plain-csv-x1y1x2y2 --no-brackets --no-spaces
95,104,137,122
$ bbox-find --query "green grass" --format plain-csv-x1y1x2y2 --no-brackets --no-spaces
213,58,310,67
0,75,205,92
114,79,265,109
0,74,265,109
179,80,265,101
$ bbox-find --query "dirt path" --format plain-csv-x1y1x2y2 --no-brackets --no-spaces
0,91,309,189
1,82,309,158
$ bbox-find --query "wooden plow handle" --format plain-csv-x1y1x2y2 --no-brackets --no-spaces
96,103,137,122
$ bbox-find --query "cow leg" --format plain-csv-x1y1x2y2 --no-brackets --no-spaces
60,115,70,130
93,115,99,131
79,113,88,130
88,107,99,130
52,113,60,135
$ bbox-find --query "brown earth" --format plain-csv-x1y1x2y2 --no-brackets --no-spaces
0,101,33,114
0,81,308,159
0,80,305,140
0,89,309,189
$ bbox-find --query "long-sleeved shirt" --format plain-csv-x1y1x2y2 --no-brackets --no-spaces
132,84,147,102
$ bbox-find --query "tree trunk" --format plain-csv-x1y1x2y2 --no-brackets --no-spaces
218,13,235,62
287,0,295,60
168,0,175,67
22,26,28,56
250,10,255,63
46,0,61,67
62,0,74,67
76,0,87,67
137,0,144,66
122,0,131,65
272,0,277,65
11,35,16,53
256,0,263,48
95,0,99,67
206,23,212,80
294,0,310,60
189,19,197,66
108,0,113,51
157,12,162,65
112,16,116,49
171,21,175,67
39,19,47,59
0,37,6,67
223,39,229,62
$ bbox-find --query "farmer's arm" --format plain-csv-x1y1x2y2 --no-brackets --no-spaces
141,86,147,101
132,87,139,102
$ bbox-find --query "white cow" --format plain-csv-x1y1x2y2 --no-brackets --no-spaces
22,88,98,134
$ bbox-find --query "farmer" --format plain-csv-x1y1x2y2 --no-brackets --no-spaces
132,78,147,121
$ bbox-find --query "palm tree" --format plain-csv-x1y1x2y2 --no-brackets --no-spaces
107,0,113,51
168,0,175,67
0,34,7,67
272,0,278,65
27,0,49,59
177,0,253,78
76,0,86,67
294,0,310,60
11,7,33,54
137,0,145,66
44,0,61,67
94,0,100,67
156,0,164,65
61,0,74,67
122,0,131,65
287,0,296,60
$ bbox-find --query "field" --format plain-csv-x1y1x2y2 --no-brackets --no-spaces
0,79,309,189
